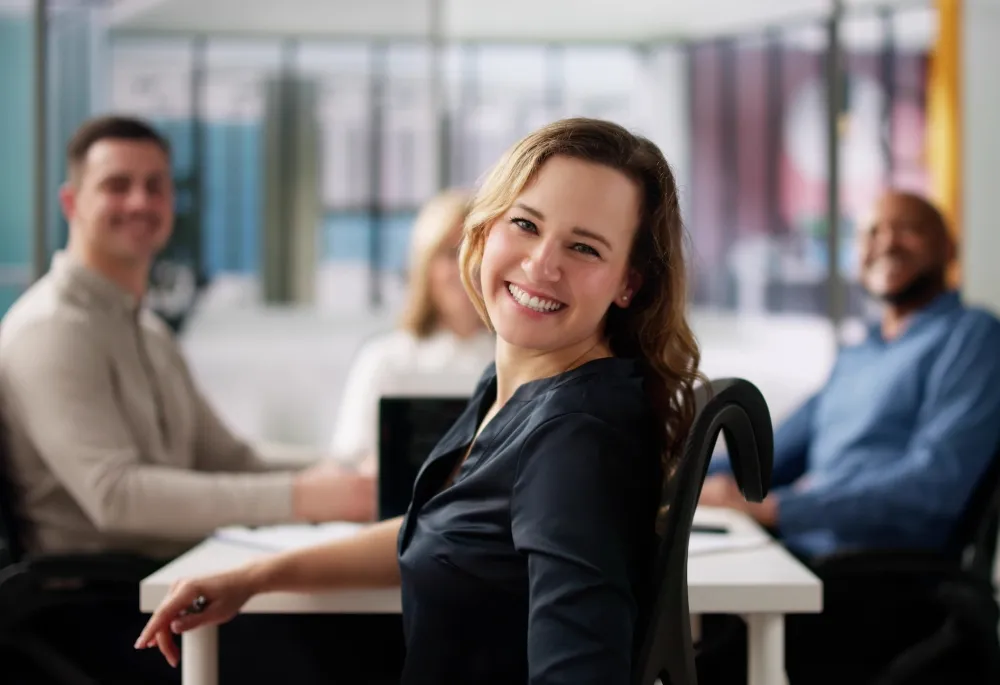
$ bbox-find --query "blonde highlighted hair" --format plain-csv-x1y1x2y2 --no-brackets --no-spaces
399,188,472,338
458,117,703,479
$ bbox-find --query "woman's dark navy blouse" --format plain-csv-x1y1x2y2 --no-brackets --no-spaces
396,357,663,685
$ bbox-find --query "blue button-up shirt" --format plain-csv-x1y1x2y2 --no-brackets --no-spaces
712,292,1000,557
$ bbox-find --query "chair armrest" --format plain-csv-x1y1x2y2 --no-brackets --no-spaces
810,549,965,580
0,553,163,625
808,549,1000,684
811,549,998,628
15,552,163,585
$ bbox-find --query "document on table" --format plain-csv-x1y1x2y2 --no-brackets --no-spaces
688,531,770,556
215,523,768,556
214,522,366,552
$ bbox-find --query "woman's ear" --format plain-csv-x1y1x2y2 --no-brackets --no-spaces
617,268,643,308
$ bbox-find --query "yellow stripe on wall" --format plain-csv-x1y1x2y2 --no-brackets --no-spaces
927,0,962,284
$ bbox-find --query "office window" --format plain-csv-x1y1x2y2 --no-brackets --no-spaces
688,26,833,315
382,43,437,208
686,7,933,321
457,45,549,186
111,40,194,121
774,23,831,316
440,43,468,187
199,40,280,275
890,6,935,191
562,47,643,130
111,41,197,184
641,45,692,223
299,42,373,210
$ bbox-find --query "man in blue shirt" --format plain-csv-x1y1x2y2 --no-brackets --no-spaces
701,190,1000,559
696,192,1000,684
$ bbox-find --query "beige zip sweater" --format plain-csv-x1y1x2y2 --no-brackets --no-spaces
0,252,298,560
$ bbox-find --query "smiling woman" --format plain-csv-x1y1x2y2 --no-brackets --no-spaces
460,117,702,472
138,117,703,685
475,158,641,342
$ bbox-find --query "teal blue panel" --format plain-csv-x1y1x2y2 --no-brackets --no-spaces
0,16,34,267
0,15,35,314
323,211,418,272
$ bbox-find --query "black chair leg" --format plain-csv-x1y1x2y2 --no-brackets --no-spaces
873,616,1000,685
872,621,961,685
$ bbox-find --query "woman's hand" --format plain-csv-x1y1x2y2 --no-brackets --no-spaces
134,567,258,667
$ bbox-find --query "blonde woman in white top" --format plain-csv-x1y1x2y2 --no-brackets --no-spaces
330,189,495,468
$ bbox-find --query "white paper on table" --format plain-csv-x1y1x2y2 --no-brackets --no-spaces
688,531,771,556
214,523,768,557
213,522,366,552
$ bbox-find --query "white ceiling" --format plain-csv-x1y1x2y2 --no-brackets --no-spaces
109,0,930,42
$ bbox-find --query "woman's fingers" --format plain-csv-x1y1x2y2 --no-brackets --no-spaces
134,572,247,668
135,583,200,649
169,606,221,635
155,628,180,668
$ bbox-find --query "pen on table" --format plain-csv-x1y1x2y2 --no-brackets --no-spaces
691,524,729,535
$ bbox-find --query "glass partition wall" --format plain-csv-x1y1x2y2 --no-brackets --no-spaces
15,1,936,330
0,0,36,313
688,7,935,322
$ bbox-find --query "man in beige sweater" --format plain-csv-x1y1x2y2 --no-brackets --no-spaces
0,115,375,565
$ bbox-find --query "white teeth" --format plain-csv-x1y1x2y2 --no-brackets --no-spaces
507,284,564,313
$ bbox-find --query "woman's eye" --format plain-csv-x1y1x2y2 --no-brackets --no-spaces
511,217,537,233
573,243,600,258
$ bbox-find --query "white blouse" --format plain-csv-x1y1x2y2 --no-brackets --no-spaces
329,329,496,464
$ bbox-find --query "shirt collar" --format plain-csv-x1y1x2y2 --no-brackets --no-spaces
479,356,643,404
866,290,962,343
50,250,142,317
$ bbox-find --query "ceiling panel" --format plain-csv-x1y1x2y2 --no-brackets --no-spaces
109,0,930,42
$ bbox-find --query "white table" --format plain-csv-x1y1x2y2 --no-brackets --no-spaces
141,507,821,685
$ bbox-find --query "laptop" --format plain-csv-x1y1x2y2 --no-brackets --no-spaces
377,395,470,520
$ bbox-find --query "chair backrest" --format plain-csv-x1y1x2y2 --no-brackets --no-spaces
633,378,774,685
946,443,1000,579
0,406,27,568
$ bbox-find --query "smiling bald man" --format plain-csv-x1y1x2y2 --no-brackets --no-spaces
697,190,1000,684
704,189,1000,558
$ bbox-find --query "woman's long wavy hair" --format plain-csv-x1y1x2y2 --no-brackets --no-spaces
458,117,703,489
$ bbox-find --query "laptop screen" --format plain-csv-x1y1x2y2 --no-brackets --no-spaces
377,396,470,520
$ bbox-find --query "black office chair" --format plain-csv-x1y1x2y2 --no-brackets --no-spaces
0,413,161,684
633,378,774,685
810,444,1000,685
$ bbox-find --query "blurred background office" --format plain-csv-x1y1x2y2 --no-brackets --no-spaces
0,0,995,458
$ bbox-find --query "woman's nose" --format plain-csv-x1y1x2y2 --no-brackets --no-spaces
521,241,561,283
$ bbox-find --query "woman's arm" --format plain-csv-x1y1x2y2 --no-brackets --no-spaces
512,413,646,685
249,516,403,592
136,517,403,666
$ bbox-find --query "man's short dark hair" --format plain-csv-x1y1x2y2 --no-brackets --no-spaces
66,115,171,183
